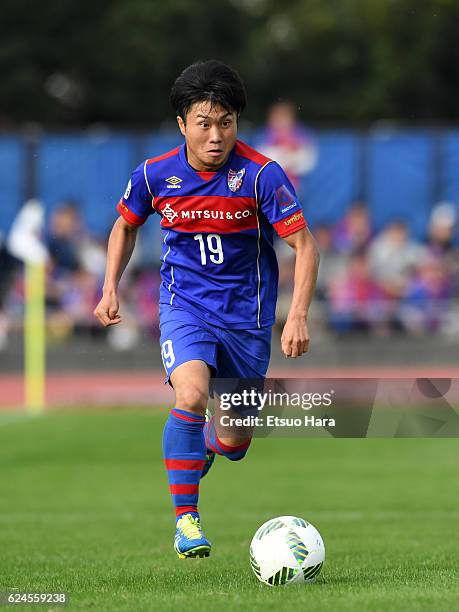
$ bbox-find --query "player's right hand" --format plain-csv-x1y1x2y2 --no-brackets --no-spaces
93,292,122,327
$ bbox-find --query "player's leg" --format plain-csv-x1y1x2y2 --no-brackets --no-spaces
170,359,209,416
163,360,212,558
204,393,253,461
203,325,272,466
159,307,218,558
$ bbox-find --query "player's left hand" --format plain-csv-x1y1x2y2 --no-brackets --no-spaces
281,317,310,358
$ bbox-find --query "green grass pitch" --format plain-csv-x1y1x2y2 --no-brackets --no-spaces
0,409,458,611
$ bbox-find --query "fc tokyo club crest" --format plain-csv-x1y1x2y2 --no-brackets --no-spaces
228,168,246,192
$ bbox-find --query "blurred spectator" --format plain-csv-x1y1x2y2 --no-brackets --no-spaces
0,233,20,309
427,202,457,254
314,225,345,301
79,236,107,279
107,267,161,350
129,268,160,329
47,202,82,273
0,235,19,350
46,203,94,340
368,221,424,300
426,202,459,297
47,202,109,280
332,201,372,255
46,268,98,342
328,251,383,333
401,253,454,334
45,202,129,342
0,200,48,350
58,269,99,327
256,101,317,191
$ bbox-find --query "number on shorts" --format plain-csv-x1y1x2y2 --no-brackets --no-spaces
161,339,175,368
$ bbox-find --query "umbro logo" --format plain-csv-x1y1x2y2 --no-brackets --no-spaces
166,176,182,189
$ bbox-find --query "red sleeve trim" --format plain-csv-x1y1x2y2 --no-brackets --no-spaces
273,210,307,238
117,200,146,226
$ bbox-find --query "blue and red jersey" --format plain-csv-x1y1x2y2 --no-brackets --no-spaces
117,140,306,329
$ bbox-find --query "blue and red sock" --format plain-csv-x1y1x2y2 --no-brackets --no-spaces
162,408,206,520
204,415,251,461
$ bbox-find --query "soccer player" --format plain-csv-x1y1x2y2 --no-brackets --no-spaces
94,60,320,559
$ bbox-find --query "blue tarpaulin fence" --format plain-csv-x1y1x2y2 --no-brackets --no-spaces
1,129,458,242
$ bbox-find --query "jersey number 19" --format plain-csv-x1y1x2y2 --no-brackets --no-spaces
194,233,224,265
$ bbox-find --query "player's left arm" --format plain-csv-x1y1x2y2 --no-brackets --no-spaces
280,227,320,358
256,160,320,358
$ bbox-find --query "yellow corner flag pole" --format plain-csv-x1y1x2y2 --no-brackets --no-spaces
25,260,46,414
7,199,47,415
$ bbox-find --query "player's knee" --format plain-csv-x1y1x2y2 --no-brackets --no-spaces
174,385,208,414
220,437,252,461
227,448,249,461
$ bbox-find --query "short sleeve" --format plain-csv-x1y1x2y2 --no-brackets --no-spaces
116,161,154,226
257,161,307,238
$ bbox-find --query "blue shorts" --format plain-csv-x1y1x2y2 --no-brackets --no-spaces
159,305,272,383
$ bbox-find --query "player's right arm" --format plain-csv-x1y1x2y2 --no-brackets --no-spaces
94,161,154,327
94,217,138,327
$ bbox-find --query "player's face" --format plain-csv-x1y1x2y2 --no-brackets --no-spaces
177,101,238,171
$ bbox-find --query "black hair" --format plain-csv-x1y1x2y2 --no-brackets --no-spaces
170,60,247,121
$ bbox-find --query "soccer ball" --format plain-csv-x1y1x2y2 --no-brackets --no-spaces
250,516,325,586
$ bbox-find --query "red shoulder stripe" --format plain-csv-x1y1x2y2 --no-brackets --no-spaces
146,147,181,164
235,140,272,166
